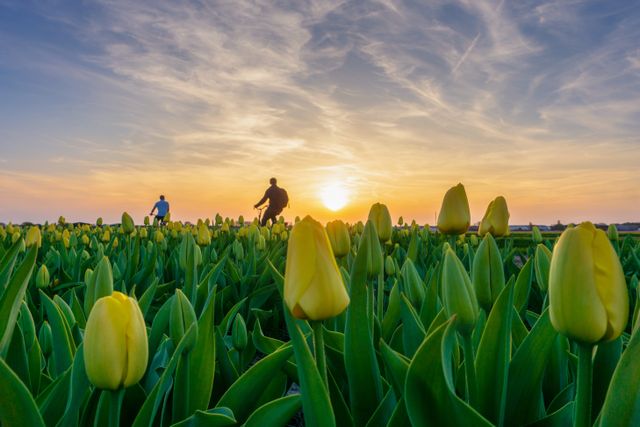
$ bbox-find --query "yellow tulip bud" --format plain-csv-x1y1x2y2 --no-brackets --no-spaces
144,216,150,226
478,196,510,237
96,217,103,226
196,224,211,246
368,203,392,242
84,292,148,390
284,216,350,320
256,234,266,250
58,216,66,225
607,224,619,241
549,222,628,343
442,246,479,335
326,220,351,258
122,212,135,234
102,230,111,243
25,226,42,248
11,231,21,244
139,228,148,239
437,183,470,235
154,230,164,243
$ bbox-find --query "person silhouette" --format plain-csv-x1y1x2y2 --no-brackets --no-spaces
150,195,170,224
254,178,289,226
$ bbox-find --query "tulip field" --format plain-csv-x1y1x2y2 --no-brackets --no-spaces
1,199,640,426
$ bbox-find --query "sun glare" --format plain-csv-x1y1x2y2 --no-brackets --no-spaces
320,182,349,211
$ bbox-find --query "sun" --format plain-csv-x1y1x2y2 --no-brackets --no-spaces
320,182,349,211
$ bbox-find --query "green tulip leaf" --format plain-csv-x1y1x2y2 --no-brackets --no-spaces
475,277,514,425
379,340,410,398
404,318,492,427
0,357,45,427
345,234,383,426
591,337,622,421
216,343,293,424
504,309,558,426
598,323,640,426
171,407,236,427
244,394,302,427
40,291,76,377
58,345,91,427
513,257,533,314
0,246,37,357
400,294,426,357
366,387,397,427
527,402,573,427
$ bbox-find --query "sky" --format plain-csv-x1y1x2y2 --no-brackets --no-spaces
1,0,639,226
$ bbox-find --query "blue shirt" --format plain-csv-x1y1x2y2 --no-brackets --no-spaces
154,200,169,216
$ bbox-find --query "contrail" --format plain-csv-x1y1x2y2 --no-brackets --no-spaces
452,33,481,74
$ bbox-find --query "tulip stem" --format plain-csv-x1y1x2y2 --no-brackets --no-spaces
312,321,328,389
574,343,593,427
108,389,125,427
376,270,385,321
462,334,477,408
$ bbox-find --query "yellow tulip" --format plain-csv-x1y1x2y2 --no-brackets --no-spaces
25,226,42,248
84,292,148,390
196,224,211,246
368,203,392,242
326,220,351,257
284,216,350,320
549,222,628,343
122,212,135,234
437,183,470,235
478,196,510,237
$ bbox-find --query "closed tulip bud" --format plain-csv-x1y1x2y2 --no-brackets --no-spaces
400,258,426,307
112,237,119,248
534,244,552,292
549,222,628,343
121,212,135,234
84,292,148,390
238,215,244,225
164,212,171,222
437,183,470,235
39,321,53,356
12,232,21,244
359,220,383,278
36,265,50,289
232,314,248,351
384,255,396,276
154,230,164,243
85,256,114,316
25,226,42,248
280,231,288,241
256,235,266,250
170,289,198,351
138,228,147,239
478,196,510,237
196,224,211,246
532,226,543,244
220,222,230,233
326,220,351,258
469,234,479,246
607,224,618,241
96,217,103,226
58,216,66,225
248,224,260,241
442,247,479,335
472,233,505,311
368,203,392,242
232,239,244,260
398,216,404,226
284,216,350,320
102,230,111,243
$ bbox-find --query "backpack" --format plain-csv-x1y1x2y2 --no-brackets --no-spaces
279,188,289,209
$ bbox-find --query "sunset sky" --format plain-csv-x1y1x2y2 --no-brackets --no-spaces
1,0,639,226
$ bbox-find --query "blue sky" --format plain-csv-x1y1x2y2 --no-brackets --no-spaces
1,0,639,224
